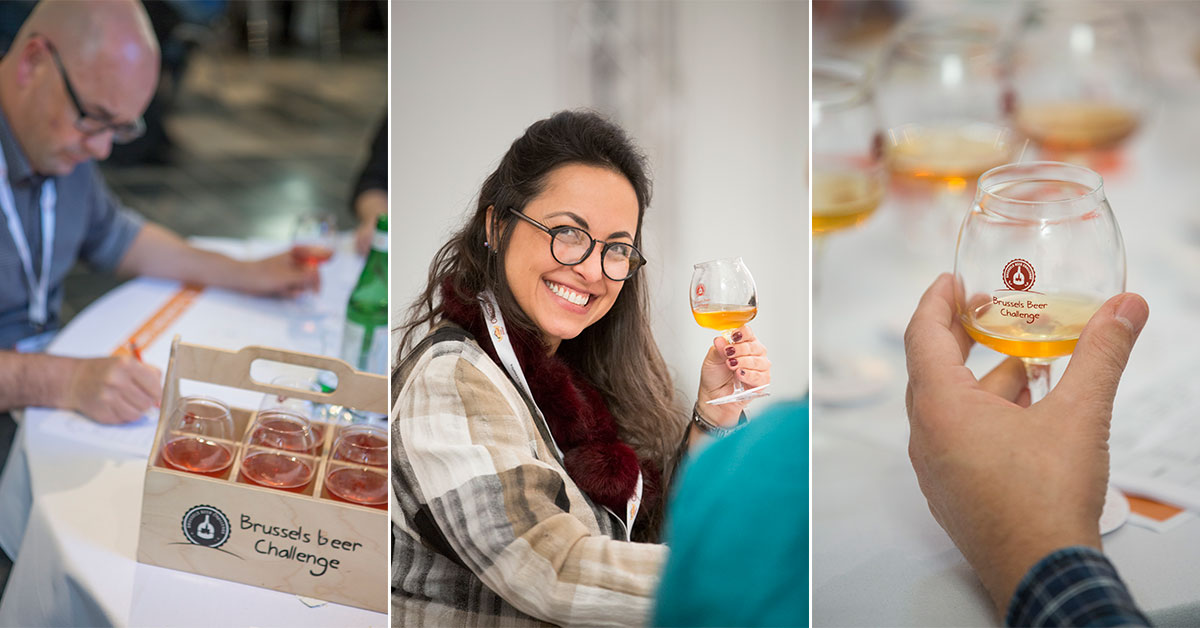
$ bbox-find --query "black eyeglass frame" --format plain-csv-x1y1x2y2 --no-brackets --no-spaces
507,207,647,281
35,34,146,144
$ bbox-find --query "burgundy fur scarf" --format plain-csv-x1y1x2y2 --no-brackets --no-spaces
439,281,660,527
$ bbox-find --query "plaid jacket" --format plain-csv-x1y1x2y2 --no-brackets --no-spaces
391,325,668,626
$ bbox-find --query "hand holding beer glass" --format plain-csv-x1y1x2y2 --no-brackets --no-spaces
954,161,1129,531
690,257,769,405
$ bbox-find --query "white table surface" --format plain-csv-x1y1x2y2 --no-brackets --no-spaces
812,20,1200,626
0,236,387,627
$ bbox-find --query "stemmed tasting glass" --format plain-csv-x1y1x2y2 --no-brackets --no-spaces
812,59,886,239
292,212,337,270
239,408,317,492
159,396,236,477
954,161,1128,531
324,424,388,507
1006,3,1147,168
811,57,891,403
876,16,1017,248
689,257,769,405
290,211,338,310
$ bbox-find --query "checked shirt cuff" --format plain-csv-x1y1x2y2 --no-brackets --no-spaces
1006,546,1150,627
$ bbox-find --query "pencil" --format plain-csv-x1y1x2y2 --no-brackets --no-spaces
129,341,144,362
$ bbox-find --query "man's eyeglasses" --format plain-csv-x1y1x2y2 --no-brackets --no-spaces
508,207,646,281
39,36,146,144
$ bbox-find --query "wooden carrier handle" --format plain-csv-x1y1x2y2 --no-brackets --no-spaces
163,335,387,415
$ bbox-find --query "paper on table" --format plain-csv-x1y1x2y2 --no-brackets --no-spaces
32,235,360,461
1110,371,1200,513
34,407,161,459
1126,495,1196,534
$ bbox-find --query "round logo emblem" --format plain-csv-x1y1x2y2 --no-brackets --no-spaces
181,505,231,548
695,284,705,298
1002,259,1036,292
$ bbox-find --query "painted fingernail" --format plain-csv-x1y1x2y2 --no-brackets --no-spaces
732,331,743,342
728,358,738,367
740,369,746,376
725,346,736,357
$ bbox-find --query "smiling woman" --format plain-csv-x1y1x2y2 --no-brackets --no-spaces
495,164,642,353
391,110,773,626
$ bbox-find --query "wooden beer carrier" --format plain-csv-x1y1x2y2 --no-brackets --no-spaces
137,336,388,613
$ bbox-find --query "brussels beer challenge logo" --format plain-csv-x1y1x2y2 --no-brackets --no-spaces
182,505,231,548
1003,259,1036,292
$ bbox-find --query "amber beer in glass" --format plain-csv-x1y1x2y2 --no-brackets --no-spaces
953,161,1124,399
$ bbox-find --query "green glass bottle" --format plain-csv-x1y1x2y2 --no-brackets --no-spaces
340,215,388,374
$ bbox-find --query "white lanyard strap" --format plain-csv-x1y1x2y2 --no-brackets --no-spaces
476,290,642,533
478,290,539,416
0,148,56,327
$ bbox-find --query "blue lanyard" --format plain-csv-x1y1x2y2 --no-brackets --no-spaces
0,148,56,327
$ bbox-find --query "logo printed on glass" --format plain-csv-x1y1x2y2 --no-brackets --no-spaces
182,504,231,548
1003,259,1036,292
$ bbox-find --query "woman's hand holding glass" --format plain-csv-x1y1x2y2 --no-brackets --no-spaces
696,325,771,425
690,257,769,406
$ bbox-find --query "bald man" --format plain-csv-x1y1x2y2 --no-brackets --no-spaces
0,0,319,425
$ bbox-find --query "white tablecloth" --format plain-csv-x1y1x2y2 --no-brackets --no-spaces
0,236,386,627
812,19,1200,624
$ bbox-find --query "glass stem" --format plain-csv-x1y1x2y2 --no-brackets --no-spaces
812,233,828,300
1023,359,1052,404
721,329,745,394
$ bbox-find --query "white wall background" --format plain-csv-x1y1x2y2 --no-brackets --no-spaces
392,1,809,409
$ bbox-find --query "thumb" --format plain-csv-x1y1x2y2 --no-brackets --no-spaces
1052,293,1148,412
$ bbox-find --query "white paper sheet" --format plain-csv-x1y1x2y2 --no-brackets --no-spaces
1111,370,1200,512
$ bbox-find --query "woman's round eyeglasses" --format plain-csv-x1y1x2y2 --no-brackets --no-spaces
508,207,646,281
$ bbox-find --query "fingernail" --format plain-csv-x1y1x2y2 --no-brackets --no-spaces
728,358,738,367
731,331,743,342
1114,295,1149,335
725,346,736,357
740,369,746,376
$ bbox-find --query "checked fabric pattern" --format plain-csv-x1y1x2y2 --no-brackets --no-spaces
391,327,666,626
1007,546,1150,627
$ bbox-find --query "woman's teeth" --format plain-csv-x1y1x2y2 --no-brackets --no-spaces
546,280,590,306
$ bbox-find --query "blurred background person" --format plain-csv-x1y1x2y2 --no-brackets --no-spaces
351,113,386,255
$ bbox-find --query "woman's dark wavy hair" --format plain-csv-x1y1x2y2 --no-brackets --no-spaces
397,109,685,541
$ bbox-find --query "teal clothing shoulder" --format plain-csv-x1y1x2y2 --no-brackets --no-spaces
654,398,809,627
